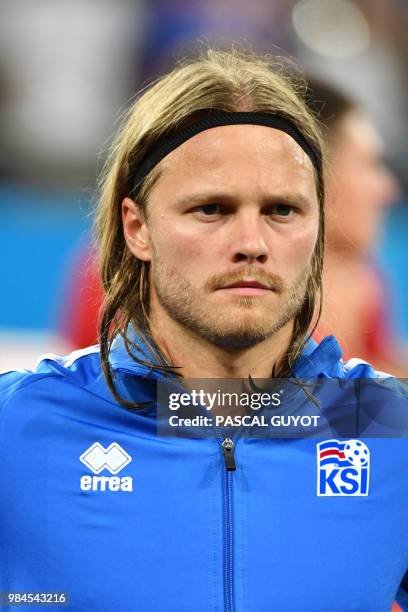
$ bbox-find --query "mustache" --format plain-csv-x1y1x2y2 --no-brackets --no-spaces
205,269,285,293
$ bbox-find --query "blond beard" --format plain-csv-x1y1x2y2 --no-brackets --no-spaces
148,251,311,350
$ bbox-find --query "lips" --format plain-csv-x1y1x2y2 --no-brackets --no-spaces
222,280,270,290
217,279,272,296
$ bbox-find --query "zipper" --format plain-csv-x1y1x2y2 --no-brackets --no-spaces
221,437,236,612
222,437,236,471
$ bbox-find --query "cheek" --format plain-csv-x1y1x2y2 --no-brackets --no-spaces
151,224,210,271
276,225,319,275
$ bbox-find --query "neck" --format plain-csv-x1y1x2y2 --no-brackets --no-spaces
149,308,294,379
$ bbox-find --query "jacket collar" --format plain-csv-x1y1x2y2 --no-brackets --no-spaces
292,335,343,377
108,330,173,380
108,329,343,380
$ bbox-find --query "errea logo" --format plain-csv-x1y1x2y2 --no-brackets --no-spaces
79,442,133,492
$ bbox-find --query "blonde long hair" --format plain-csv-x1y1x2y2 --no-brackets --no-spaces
95,48,326,409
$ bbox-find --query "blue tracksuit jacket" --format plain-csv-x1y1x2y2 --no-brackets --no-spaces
1,334,408,611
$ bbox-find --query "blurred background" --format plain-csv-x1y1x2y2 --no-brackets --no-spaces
1,0,407,371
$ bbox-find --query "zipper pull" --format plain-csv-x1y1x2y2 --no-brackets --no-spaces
222,437,236,471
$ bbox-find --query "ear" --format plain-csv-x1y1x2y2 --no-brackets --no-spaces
122,197,152,262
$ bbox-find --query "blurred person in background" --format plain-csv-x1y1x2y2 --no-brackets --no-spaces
306,78,406,376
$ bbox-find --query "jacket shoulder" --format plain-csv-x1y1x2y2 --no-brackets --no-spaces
0,345,102,415
341,357,408,407
340,357,390,379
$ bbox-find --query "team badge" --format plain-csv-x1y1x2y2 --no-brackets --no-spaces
317,439,370,496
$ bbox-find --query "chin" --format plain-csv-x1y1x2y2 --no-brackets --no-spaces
204,331,269,350
197,317,279,350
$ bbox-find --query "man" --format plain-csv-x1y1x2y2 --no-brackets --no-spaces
307,78,404,375
1,49,407,611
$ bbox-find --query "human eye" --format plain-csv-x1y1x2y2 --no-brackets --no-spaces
264,203,295,218
192,203,224,217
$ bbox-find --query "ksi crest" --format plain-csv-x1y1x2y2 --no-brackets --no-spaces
317,439,370,496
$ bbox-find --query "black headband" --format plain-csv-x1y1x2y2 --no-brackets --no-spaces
129,111,321,197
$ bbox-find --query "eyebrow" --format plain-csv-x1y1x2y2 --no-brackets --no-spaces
173,190,315,209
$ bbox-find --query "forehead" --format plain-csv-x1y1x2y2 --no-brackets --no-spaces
153,124,317,200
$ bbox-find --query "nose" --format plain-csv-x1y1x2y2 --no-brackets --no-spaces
230,212,268,264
